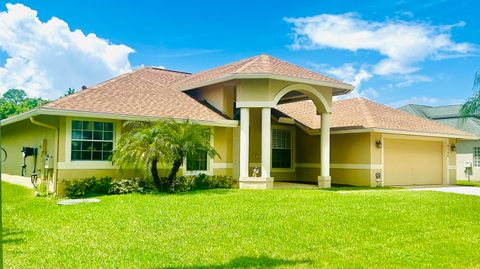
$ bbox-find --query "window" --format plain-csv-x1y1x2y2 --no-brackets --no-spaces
186,151,208,171
272,128,292,169
474,147,480,167
71,120,114,161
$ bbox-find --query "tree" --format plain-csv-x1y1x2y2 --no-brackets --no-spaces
3,89,27,105
461,70,480,117
0,89,49,119
112,119,218,191
63,88,76,97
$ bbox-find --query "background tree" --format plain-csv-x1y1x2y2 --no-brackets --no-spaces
0,89,49,119
62,88,76,97
112,119,218,191
461,70,480,117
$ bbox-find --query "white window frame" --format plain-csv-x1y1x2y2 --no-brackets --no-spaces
59,117,120,170
182,127,214,176
271,125,295,172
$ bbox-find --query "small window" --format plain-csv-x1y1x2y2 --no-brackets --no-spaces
474,147,480,167
272,128,292,169
71,120,114,161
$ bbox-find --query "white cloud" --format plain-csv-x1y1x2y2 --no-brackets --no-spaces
325,63,372,88
285,13,476,76
390,74,432,88
0,3,134,99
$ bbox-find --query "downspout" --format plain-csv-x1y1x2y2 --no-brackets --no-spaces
30,116,59,195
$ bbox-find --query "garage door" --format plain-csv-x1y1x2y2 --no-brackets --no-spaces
384,138,443,185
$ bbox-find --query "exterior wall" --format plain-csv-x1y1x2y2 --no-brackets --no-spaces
236,79,332,112
330,132,375,186
1,115,236,194
2,115,59,180
456,139,480,181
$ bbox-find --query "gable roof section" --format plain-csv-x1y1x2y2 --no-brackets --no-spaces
277,98,475,138
172,54,353,93
41,67,228,123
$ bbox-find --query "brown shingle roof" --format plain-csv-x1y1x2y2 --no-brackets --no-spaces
277,98,474,137
43,67,226,122
172,54,352,91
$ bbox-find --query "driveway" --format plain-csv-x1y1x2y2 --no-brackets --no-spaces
407,185,480,196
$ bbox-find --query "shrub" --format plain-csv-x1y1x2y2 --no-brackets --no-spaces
192,174,234,190
64,174,233,197
64,176,112,198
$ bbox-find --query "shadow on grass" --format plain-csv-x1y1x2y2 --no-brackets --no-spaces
159,255,312,269
2,227,26,245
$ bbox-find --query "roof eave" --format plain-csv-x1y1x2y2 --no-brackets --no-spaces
1,108,239,128
177,73,354,95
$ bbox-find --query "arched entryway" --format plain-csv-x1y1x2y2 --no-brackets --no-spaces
237,82,332,189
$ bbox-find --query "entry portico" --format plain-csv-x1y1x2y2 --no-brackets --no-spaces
236,81,338,189
172,54,354,189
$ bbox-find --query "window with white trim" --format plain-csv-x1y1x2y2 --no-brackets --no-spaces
272,128,292,169
474,147,480,167
71,120,114,161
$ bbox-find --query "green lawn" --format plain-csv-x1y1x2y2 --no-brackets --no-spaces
457,180,480,187
3,182,480,268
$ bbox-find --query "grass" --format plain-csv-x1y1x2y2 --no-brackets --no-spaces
3,182,480,268
457,180,480,187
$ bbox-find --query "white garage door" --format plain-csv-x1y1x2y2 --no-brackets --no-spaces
384,138,443,186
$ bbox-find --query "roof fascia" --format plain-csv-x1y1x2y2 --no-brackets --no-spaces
1,108,239,128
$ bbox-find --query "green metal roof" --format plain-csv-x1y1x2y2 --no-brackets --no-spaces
398,104,480,136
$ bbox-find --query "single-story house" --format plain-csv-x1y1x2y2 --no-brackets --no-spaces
1,54,476,194
399,104,480,181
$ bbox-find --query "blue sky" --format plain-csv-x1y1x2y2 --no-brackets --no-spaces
0,0,478,107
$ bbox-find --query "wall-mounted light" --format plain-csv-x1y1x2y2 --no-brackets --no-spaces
450,144,456,152
375,140,383,149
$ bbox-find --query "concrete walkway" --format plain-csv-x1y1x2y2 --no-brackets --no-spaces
407,185,480,197
1,173,34,189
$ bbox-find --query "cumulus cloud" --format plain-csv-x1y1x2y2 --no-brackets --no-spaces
285,13,475,76
0,3,134,99
324,63,372,88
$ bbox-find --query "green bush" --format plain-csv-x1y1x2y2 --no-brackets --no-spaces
64,176,113,198
64,174,233,197
193,174,233,189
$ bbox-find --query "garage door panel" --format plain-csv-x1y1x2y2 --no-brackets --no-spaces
384,138,443,185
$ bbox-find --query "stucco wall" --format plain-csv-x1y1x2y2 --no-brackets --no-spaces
2,116,59,179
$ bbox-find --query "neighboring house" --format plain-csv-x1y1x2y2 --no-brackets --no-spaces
399,104,480,181
1,55,475,195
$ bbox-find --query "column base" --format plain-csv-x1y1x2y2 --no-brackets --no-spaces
239,177,274,189
318,176,331,188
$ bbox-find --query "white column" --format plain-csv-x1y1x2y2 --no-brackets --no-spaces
261,107,271,178
319,112,331,188
321,112,331,177
239,107,250,178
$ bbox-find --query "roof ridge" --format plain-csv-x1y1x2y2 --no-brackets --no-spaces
148,67,192,75
234,55,263,73
42,68,141,108
357,98,376,128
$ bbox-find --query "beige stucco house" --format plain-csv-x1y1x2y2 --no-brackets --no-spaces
1,54,476,194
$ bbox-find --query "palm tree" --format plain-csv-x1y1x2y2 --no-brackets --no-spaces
112,119,218,190
461,70,480,117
